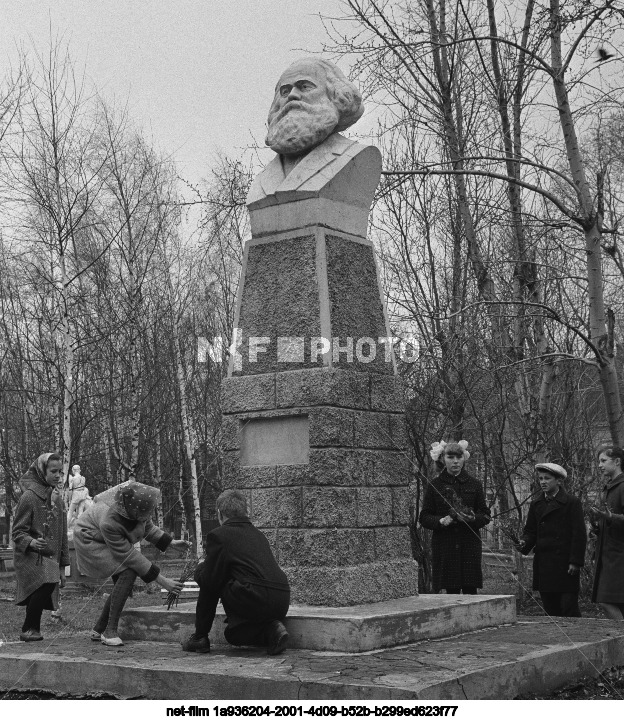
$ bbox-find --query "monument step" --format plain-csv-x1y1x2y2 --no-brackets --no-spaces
119,594,515,652
0,617,622,700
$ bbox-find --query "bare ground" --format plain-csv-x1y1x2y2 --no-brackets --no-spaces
1,578,623,700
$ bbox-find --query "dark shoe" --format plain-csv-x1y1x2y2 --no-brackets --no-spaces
266,620,288,656
20,630,43,642
182,633,210,654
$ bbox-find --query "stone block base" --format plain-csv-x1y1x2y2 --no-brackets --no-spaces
119,594,516,652
283,558,418,605
3,617,624,699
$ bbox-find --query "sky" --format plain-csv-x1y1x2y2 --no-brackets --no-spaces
0,0,351,185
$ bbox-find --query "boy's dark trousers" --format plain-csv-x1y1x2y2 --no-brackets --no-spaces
539,591,581,617
196,577,289,646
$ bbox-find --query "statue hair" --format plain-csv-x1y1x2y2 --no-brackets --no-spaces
268,58,364,133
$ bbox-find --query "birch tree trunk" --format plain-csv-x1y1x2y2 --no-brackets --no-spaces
154,431,164,527
178,461,187,540
59,251,75,487
174,329,203,551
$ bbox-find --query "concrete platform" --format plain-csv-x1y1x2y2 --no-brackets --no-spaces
119,595,516,652
0,617,623,699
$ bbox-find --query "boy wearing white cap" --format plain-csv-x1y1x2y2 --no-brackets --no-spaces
518,463,587,617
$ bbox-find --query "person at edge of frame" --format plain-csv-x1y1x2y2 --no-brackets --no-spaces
590,446,624,621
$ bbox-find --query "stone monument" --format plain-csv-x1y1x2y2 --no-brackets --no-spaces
118,60,515,650
221,58,418,605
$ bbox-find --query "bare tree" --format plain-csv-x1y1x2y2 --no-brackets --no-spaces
4,43,109,489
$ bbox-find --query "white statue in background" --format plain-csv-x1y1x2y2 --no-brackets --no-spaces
67,464,91,528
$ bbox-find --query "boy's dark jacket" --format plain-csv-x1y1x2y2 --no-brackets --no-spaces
520,488,586,593
195,517,289,633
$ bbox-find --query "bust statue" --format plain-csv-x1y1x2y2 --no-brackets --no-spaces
247,58,381,237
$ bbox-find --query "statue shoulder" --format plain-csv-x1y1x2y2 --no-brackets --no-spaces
247,134,382,207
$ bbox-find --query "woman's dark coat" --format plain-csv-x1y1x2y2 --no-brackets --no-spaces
12,471,69,605
591,473,624,603
419,469,490,591
520,488,586,593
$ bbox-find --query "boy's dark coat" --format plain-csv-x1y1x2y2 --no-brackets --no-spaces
521,488,586,593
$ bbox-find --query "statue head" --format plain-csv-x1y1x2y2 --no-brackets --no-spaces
265,58,364,156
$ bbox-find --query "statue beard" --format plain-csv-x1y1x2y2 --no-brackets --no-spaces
265,100,340,156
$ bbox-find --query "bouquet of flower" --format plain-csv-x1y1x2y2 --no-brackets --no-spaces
496,515,522,546
440,486,475,522
165,551,203,610
35,499,58,564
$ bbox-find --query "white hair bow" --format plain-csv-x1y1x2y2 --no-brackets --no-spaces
429,441,447,461
457,439,471,460
429,439,470,461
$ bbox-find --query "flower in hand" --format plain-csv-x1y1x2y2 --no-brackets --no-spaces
590,505,612,521
31,537,52,563
161,577,184,593
30,538,49,552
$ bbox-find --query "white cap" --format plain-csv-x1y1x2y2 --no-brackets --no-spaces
535,463,567,480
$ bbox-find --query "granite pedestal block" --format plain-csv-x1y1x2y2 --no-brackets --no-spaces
221,369,416,606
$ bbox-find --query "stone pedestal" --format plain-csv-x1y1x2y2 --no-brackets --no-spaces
222,368,417,605
221,139,418,606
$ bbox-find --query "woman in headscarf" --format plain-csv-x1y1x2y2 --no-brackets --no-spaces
12,453,69,641
74,480,187,646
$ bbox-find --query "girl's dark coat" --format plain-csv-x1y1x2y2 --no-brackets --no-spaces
591,473,624,603
419,469,490,591
520,488,586,593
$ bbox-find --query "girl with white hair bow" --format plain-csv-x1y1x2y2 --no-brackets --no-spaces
419,440,490,594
